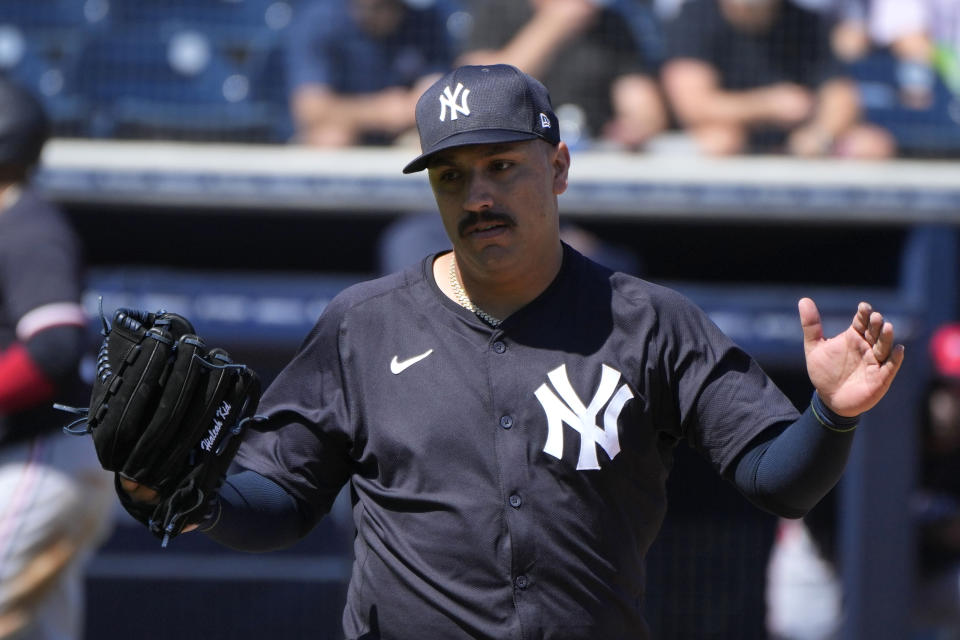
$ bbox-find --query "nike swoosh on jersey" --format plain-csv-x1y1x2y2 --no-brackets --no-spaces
389,349,434,375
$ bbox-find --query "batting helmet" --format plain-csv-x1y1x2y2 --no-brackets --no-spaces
0,76,50,170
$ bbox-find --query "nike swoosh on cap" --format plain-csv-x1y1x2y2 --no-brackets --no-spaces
390,349,434,375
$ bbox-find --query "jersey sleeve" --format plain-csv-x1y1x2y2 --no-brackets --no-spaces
650,288,800,474
234,295,356,527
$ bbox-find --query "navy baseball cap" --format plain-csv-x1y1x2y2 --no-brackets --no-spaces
402,64,560,174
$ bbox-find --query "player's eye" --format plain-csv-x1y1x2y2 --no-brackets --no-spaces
437,169,460,183
490,160,513,172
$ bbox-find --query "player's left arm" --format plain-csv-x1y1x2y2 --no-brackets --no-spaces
730,396,858,518
729,298,905,518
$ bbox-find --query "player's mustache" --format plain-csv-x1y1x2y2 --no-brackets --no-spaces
458,211,515,237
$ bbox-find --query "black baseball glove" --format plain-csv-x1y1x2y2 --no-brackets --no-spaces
58,307,262,546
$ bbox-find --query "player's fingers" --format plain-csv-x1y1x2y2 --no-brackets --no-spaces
883,343,906,375
118,476,160,504
873,321,895,361
798,297,823,345
851,301,872,336
865,311,884,346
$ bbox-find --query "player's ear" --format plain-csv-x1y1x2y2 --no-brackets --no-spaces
551,141,570,196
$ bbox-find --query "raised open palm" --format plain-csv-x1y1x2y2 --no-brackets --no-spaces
799,298,905,417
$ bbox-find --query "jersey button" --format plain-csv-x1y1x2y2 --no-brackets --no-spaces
492,341,506,354
499,415,513,429
509,494,522,508
514,575,529,590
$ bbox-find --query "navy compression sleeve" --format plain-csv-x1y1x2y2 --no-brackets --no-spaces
731,392,860,519
202,469,305,552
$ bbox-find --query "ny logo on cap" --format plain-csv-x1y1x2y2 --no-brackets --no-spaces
439,82,470,122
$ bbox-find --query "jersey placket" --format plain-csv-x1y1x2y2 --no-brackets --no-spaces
485,327,539,636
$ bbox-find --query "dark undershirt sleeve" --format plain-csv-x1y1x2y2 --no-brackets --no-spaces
202,469,306,552
730,392,860,519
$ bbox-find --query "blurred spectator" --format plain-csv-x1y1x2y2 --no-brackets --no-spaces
801,0,960,156
654,0,693,21
457,0,669,151
660,0,896,158
786,0,875,62
284,0,462,147
799,0,958,104
807,0,959,78
0,77,113,639
788,0,872,62
859,0,960,110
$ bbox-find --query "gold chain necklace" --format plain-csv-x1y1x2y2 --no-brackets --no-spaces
449,260,502,327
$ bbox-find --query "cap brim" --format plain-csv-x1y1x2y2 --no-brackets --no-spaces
402,129,539,174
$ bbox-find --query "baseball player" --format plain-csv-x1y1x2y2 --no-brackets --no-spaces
123,64,904,639
0,79,114,638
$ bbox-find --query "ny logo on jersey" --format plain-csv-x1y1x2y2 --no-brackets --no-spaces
535,364,633,470
438,82,470,121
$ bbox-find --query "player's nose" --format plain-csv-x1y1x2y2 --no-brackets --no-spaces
462,172,494,212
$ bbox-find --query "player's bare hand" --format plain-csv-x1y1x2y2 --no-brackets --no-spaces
118,477,200,532
118,476,160,504
799,298,905,417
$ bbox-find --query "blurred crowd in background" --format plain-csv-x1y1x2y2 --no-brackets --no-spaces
0,0,959,159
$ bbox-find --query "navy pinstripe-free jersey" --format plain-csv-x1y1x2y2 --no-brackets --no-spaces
236,243,799,639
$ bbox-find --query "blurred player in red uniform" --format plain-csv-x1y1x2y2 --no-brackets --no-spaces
0,77,113,639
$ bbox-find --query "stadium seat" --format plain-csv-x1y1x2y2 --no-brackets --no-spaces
0,0,113,136
112,0,292,27
851,50,960,158
245,42,295,143
73,27,278,142
0,0,112,30
0,24,90,136
0,0,110,69
112,0,294,51
112,0,297,93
